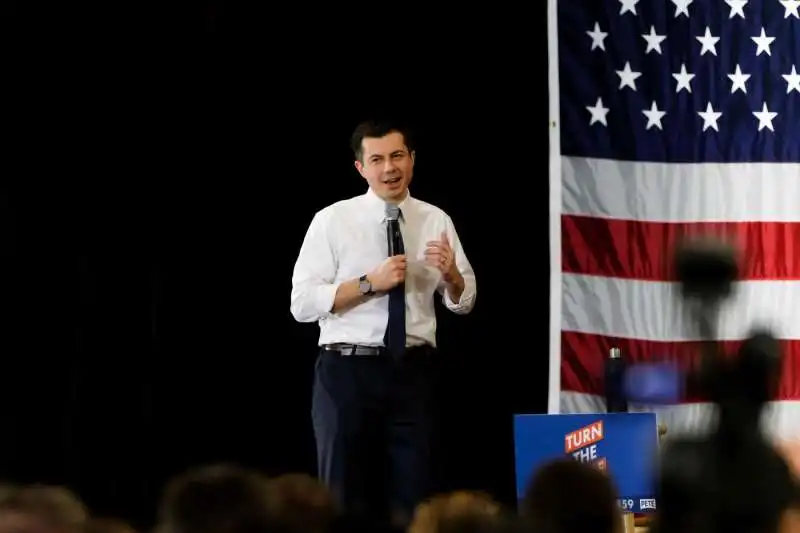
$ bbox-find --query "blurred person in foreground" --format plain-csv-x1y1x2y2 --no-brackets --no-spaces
783,500,800,533
521,459,621,533
264,474,335,533
290,119,477,527
84,517,137,533
156,464,272,533
408,491,509,533
0,485,87,533
778,440,800,478
779,441,800,533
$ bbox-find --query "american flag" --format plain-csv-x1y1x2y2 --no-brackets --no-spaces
548,0,800,440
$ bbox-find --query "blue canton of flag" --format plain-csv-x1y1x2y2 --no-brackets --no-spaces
557,0,800,163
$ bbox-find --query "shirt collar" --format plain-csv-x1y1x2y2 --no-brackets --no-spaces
363,187,412,223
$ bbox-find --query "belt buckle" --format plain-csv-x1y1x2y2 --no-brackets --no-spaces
351,345,381,356
354,345,380,356
326,344,383,356
332,344,362,356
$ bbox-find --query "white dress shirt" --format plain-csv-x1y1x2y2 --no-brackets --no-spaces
290,188,477,348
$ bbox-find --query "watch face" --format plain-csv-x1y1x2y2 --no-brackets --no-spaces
359,280,370,294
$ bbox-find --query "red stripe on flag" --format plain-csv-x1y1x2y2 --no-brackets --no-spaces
562,215,800,281
561,331,800,402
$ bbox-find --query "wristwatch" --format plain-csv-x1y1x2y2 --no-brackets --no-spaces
358,274,374,296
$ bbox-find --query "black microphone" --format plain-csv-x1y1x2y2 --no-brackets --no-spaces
605,347,628,413
386,204,403,256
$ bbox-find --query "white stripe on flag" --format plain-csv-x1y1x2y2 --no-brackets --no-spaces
562,157,800,223
562,274,800,342
561,391,800,440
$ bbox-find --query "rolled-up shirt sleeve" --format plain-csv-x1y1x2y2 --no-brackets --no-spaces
439,218,477,315
290,210,339,323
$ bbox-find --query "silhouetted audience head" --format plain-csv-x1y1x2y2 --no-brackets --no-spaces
1,437,793,533
156,464,272,533
84,517,137,533
778,441,800,477
783,507,800,533
264,474,334,533
408,491,505,533
780,476,800,533
0,484,87,533
521,459,620,533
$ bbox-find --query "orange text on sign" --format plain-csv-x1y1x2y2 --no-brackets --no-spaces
564,420,604,454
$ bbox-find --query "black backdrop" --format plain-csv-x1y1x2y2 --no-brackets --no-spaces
4,2,550,528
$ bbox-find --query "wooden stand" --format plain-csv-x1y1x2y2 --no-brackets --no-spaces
622,512,636,533
630,423,667,533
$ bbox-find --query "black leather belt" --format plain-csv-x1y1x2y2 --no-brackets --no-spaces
323,344,384,356
323,343,432,356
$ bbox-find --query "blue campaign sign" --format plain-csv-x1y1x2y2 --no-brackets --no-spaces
514,413,659,514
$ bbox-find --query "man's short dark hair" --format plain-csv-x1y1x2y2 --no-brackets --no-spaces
350,119,415,162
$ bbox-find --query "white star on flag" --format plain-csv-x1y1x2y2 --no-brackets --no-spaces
728,64,750,94
673,63,695,93
586,97,609,126
671,0,692,17
619,0,638,15
587,22,608,51
642,26,666,54
753,102,778,132
783,65,800,94
698,102,722,131
779,0,800,18
725,0,747,18
616,62,641,90
752,28,775,56
642,102,666,130
696,27,719,56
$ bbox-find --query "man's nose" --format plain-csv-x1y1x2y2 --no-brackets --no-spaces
383,159,398,171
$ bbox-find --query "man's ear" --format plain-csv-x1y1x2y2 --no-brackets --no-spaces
354,160,366,178
410,150,416,166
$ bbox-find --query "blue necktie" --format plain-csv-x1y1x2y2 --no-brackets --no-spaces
384,212,406,358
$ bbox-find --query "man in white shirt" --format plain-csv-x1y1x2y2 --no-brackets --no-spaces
290,119,477,527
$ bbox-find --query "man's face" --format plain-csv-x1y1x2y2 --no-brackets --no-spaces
354,132,415,203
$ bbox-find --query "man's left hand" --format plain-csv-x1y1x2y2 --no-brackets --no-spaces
425,231,459,283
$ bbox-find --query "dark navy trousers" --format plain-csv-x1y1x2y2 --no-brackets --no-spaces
311,346,435,524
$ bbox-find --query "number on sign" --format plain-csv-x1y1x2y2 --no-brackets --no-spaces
618,499,635,511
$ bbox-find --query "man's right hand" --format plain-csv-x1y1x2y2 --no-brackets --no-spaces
368,255,407,292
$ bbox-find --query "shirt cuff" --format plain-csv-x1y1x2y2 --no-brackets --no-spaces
316,283,340,319
443,286,471,313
